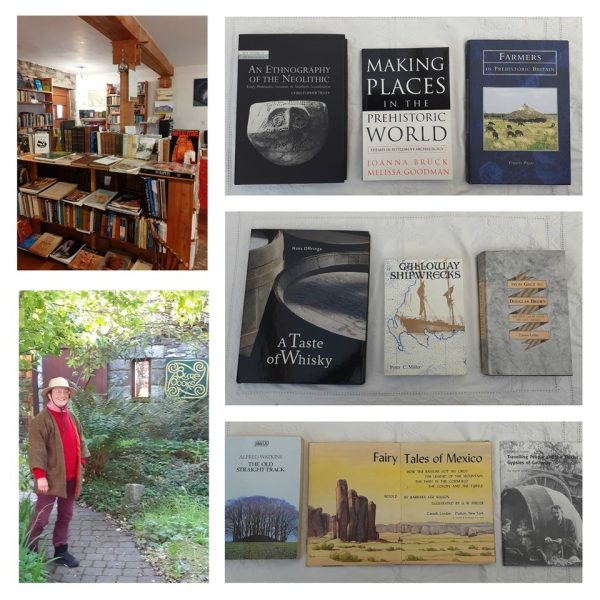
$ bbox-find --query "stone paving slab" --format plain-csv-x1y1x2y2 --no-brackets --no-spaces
39,502,163,583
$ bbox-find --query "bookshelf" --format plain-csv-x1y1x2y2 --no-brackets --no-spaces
106,80,148,131
17,155,199,269
134,81,148,124
106,83,120,131
17,76,54,152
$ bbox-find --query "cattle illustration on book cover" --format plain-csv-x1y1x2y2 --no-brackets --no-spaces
225,436,302,559
237,229,370,384
384,258,466,375
500,441,582,566
307,442,494,566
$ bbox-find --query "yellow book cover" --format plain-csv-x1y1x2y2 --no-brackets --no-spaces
307,441,494,566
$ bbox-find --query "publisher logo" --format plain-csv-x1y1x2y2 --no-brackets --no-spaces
239,50,269,60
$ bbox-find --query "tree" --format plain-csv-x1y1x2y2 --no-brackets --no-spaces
225,496,298,542
19,291,208,378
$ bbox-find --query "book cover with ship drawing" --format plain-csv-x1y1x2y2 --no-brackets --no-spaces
477,250,572,375
384,258,466,375
225,436,303,560
362,47,452,180
307,441,494,566
236,229,370,384
500,441,582,566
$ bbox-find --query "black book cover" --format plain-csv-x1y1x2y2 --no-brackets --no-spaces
234,34,347,185
237,230,370,384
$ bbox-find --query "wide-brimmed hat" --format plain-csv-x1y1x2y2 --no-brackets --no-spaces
39,377,79,400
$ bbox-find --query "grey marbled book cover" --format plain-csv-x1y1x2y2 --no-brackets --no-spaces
477,251,572,375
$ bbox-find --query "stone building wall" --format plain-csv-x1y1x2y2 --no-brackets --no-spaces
18,59,76,89
17,59,77,120
107,338,208,401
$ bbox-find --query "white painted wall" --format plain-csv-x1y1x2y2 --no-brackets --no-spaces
74,64,208,132
171,64,208,131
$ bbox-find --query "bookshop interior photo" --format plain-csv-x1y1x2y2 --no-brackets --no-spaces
16,15,208,270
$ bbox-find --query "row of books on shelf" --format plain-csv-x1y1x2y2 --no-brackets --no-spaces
17,229,153,271
236,229,573,384
18,112,52,128
26,152,197,178
17,89,48,103
225,436,582,568
18,178,168,249
17,74,50,92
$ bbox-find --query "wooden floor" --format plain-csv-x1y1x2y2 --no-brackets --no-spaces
18,209,208,271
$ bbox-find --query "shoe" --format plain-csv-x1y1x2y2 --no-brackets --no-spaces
53,544,80,568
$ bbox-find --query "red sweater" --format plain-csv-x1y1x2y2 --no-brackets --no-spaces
32,407,85,482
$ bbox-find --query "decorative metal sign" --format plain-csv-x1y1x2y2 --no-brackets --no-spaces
164,359,208,400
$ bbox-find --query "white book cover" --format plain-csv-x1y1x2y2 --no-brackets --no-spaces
384,258,466,375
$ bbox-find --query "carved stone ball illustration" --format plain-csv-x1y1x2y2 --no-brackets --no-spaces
247,100,328,166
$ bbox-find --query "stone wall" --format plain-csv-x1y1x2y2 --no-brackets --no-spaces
107,338,208,401
18,59,77,120
18,59,76,89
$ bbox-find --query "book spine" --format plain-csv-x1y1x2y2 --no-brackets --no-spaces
476,252,491,375
465,42,471,183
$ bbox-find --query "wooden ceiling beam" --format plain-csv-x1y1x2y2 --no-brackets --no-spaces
79,16,174,77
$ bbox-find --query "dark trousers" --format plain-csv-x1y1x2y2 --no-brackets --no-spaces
28,479,75,550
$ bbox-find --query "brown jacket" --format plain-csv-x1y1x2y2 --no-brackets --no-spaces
28,408,91,499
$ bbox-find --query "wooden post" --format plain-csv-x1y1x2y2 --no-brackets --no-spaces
112,40,139,132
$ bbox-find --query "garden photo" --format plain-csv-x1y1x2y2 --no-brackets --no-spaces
19,290,209,583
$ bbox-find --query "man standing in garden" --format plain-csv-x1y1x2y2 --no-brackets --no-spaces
27,377,90,568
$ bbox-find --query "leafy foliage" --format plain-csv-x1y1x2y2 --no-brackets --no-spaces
19,499,52,582
19,291,208,376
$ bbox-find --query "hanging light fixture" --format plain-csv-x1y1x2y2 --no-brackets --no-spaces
77,65,85,79
117,49,129,73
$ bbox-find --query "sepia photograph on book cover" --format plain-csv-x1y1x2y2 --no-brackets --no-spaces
226,212,581,404
236,229,370,385
226,17,581,195
500,441,582,567
234,34,347,185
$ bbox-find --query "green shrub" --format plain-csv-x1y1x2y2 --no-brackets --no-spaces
19,499,51,582
480,551,493,556
468,545,479,549
313,541,335,551
132,494,208,547
330,551,362,562
405,554,424,561
455,550,473,556
19,444,32,492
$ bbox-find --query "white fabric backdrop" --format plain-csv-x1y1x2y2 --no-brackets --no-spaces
225,17,582,195
225,421,582,583
225,212,582,405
